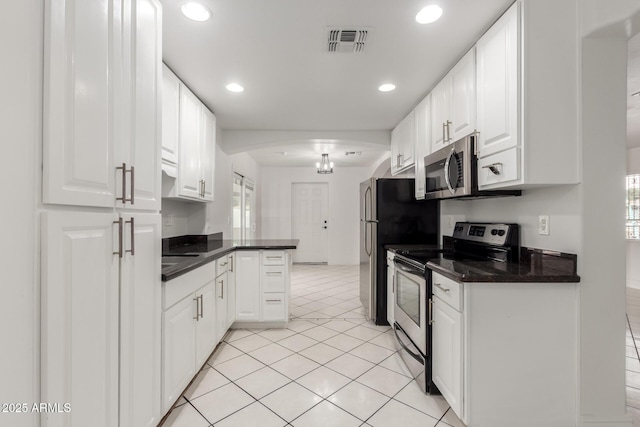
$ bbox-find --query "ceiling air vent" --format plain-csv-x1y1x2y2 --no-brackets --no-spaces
345,151,362,156
327,28,369,53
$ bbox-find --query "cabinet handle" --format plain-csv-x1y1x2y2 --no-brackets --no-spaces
482,162,503,175
199,294,204,319
442,122,446,144
202,180,206,197
116,163,134,204
230,256,234,272
265,256,282,260
130,166,135,205
434,283,450,293
428,298,434,325
265,271,282,276
113,218,123,258
193,296,199,320
266,299,282,303
125,217,135,256
220,262,228,267
446,120,452,142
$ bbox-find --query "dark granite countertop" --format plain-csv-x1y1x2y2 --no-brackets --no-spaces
426,248,580,283
162,235,298,282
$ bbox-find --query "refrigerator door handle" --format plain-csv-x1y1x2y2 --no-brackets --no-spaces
365,222,371,256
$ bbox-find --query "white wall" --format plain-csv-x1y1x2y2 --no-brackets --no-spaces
261,166,371,265
1,2,42,426
161,133,261,239
441,185,581,252
628,147,640,289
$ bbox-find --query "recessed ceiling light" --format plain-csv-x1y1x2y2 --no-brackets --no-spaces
416,5,443,24
226,83,244,93
378,83,396,92
181,2,211,22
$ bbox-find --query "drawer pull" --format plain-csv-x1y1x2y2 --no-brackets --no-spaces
434,283,450,293
265,272,282,276
266,299,282,303
219,262,228,267
482,162,503,175
265,256,283,260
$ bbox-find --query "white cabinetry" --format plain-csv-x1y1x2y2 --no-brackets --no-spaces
42,1,162,426
227,253,237,328
413,95,431,199
234,250,290,326
431,49,476,151
44,0,161,211
475,1,579,189
390,111,416,175
162,68,216,202
429,271,578,426
161,64,180,167
235,251,261,322
162,263,217,413
215,256,230,343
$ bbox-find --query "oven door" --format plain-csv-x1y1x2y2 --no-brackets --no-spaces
393,261,427,354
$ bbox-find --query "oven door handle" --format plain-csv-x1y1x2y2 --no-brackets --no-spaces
394,260,425,278
444,147,457,195
394,324,424,365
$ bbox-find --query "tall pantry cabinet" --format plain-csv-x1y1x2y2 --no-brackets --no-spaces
41,1,162,427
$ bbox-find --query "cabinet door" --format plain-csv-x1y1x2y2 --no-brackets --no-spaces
414,95,431,199
432,297,463,419
235,251,261,321
162,64,180,165
431,77,451,151
201,107,216,201
178,85,203,200
262,293,286,321
119,213,161,427
41,211,119,427
227,254,237,328
43,0,115,208
119,0,162,211
196,281,217,367
390,112,416,175
450,48,476,142
215,274,228,343
476,3,519,158
162,296,196,413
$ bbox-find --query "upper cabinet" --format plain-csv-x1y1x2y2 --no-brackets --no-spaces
475,1,579,189
390,110,416,175
431,48,476,152
43,0,161,211
162,67,216,202
162,64,180,166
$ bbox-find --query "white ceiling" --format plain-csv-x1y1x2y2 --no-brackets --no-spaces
160,0,514,166
629,32,640,148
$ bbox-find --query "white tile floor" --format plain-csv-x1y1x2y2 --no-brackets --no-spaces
161,264,464,427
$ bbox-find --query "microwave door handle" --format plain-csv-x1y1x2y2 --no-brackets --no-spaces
444,148,456,195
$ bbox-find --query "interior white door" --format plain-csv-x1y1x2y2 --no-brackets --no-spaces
291,183,329,263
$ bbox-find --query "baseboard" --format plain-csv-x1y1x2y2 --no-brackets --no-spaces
581,414,633,427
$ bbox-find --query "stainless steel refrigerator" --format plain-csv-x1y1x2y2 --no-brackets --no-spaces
359,178,439,325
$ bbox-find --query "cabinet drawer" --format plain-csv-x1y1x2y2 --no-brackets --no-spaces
216,255,229,276
164,263,215,309
262,250,285,266
262,293,286,321
262,266,285,292
431,272,463,311
477,147,520,189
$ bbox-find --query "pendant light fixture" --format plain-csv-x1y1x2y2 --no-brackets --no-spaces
316,153,334,174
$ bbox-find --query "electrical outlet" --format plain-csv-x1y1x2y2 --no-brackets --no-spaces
165,214,174,227
538,215,550,235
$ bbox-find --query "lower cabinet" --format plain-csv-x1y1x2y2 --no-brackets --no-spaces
234,250,290,325
430,271,578,426
227,253,237,329
162,264,216,413
41,211,161,427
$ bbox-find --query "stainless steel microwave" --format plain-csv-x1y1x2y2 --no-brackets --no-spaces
423,134,521,200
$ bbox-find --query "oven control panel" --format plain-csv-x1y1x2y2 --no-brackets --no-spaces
452,222,514,245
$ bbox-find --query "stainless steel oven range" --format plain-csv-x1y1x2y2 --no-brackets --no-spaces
392,222,520,395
